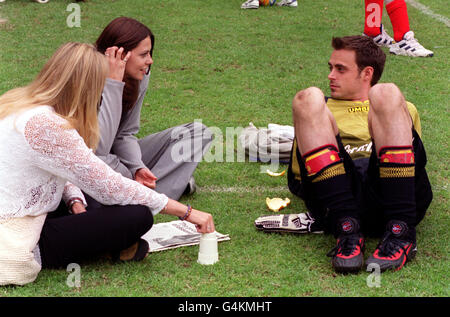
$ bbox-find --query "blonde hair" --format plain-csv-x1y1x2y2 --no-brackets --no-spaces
0,42,108,149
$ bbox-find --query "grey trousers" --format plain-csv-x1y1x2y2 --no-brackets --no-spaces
133,121,213,200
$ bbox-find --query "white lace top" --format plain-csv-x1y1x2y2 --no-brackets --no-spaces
0,106,168,220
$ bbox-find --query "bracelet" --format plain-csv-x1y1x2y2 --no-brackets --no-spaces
179,205,192,221
68,198,84,208
67,198,84,214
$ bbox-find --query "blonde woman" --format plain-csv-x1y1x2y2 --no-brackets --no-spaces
0,42,215,286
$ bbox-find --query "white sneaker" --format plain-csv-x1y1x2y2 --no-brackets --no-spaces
241,0,259,9
365,24,394,48
389,31,434,57
276,0,298,7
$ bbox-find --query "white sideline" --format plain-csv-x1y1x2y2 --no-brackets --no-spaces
405,0,450,28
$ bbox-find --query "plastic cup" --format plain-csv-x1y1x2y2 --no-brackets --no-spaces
197,232,219,265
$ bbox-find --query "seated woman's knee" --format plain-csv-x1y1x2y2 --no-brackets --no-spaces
183,122,213,143
132,205,154,234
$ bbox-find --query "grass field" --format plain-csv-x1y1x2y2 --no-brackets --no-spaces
0,0,448,299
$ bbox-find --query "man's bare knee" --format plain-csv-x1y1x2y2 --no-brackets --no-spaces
294,87,324,103
369,83,404,113
368,83,412,138
292,87,325,118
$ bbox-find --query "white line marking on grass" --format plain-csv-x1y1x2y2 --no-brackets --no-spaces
198,185,289,193
405,0,450,27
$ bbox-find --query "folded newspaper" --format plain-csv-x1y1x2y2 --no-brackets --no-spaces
141,220,230,253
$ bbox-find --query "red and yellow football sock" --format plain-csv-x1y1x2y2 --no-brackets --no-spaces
364,0,384,37
378,145,416,225
302,144,360,236
303,144,343,181
379,145,415,165
386,0,410,42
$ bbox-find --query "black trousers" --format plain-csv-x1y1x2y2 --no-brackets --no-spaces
38,195,153,268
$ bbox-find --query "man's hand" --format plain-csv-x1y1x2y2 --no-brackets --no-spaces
135,168,157,189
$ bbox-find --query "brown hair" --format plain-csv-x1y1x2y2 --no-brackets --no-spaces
95,17,154,112
331,35,386,86
0,42,108,149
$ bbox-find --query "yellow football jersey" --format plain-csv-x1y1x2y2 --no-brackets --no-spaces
326,98,421,160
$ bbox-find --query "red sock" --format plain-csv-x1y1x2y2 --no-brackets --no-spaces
386,0,410,41
364,0,384,37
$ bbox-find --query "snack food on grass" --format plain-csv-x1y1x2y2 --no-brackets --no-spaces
266,197,290,212
266,169,286,177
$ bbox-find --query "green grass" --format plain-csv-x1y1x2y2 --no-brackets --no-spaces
0,0,449,298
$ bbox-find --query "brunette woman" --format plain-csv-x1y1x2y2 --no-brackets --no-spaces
92,17,212,204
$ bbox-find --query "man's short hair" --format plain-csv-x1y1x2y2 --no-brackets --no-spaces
332,35,386,86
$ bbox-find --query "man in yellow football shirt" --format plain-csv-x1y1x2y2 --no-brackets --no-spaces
288,35,432,273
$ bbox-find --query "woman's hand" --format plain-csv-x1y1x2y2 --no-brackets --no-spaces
186,209,215,234
135,167,157,189
71,202,87,215
104,46,131,82
161,199,216,234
